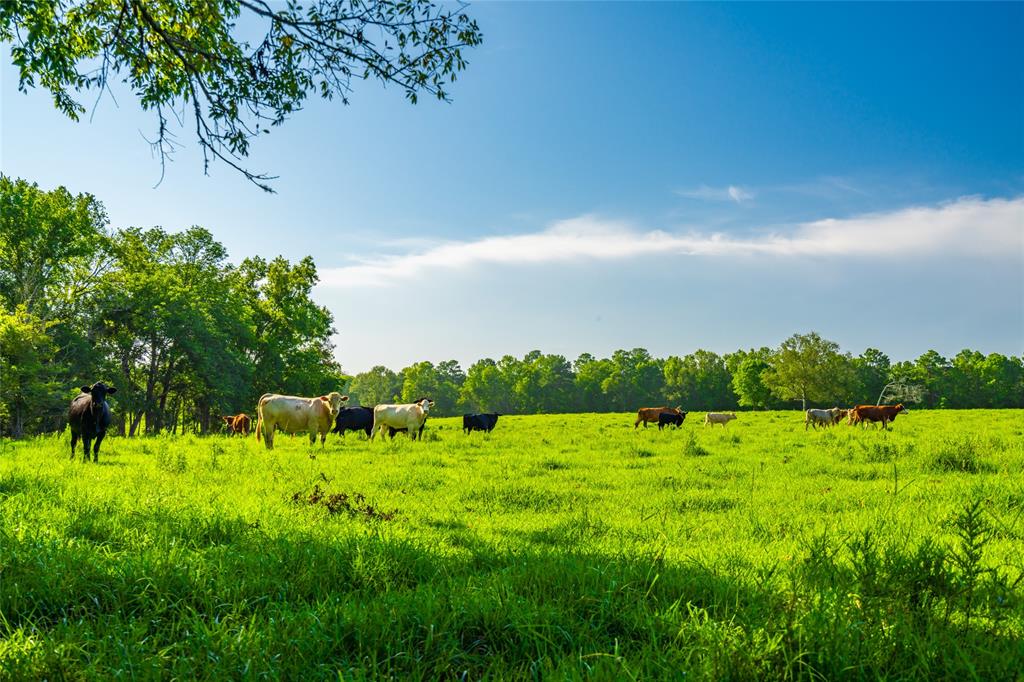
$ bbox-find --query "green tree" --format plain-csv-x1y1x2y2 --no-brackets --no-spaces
731,354,776,410
763,332,856,411
601,348,664,412
460,358,514,414
2,1,482,190
0,175,109,317
913,350,951,408
572,353,613,413
349,366,402,406
663,350,735,410
852,348,891,404
399,361,462,416
0,307,63,437
236,255,344,405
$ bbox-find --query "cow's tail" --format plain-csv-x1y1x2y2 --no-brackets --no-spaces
255,402,264,442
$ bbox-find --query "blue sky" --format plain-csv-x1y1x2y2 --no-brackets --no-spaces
2,2,1022,371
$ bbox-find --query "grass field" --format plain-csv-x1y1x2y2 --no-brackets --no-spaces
1,410,1023,679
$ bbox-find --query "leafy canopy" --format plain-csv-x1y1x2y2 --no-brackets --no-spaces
1,0,483,190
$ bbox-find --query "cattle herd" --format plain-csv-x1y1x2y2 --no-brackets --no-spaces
66,382,909,462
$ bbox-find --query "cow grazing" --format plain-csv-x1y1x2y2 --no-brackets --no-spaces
256,392,348,450
805,407,844,431
371,399,434,441
658,412,685,430
69,382,117,462
333,406,375,438
635,406,685,429
849,404,907,430
704,412,737,427
221,413,251,436
463,413,500,434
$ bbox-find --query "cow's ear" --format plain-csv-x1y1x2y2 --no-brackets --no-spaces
80,386,92,393
319,395,328,401
107,387,117,394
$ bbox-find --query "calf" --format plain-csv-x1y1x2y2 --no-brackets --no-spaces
704,412,737,427
658,412,685,430
463,413,500,434
221,413,251,436
333,406,375,438
69,382,117,462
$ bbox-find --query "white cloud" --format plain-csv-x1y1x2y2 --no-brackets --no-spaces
677,184,754,203
319,196,1024,288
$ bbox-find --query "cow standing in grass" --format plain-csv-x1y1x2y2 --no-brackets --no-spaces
658,412,685,430
221,413,251,436
69,382,117,462
849,404,907,430
256,392,348,450
463,413,500,434
805,407,844,431
333,406,375,438
635,406,685,429
704,412,737,427
371,399,434,441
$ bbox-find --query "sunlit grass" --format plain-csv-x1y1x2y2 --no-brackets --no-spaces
1,411,1022,678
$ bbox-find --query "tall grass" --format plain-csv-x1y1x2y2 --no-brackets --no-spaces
1,411,1022,678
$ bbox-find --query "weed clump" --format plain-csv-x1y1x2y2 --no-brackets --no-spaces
929,437,991,474
682,433,710,457
291,484,400,521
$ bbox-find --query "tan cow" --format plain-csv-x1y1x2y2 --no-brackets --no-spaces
255,392,348,450
805,407,844,431
370,399,434,441
704,412,737,427
635,406,685,429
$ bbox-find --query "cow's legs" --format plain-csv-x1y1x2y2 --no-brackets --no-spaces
92,432,104,462
70,432,78,459
81,435,92,462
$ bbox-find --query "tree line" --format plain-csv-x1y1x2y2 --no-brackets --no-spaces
2,177,1021,437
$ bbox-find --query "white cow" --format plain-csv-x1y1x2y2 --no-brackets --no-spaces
371,398,435,441
805,408,834,430
256,392,348,450
704,412,737,427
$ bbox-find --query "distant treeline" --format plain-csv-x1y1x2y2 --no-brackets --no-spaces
2,177,1021,437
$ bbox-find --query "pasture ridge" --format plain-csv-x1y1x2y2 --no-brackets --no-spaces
1,410,1022,678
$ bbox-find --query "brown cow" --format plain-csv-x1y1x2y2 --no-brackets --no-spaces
635,406,685,429
848,404,907,430
220,413,251,436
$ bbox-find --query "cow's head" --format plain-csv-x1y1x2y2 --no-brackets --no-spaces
320,392,349,417
896,404,908,414
418,398,435,413
80,382,116,406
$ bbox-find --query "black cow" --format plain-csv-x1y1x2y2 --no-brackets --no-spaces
463,413,500,434
333,406,375,438
386,418,427,440
69,382,117,462
658,412,686,430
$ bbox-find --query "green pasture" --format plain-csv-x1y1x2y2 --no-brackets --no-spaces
1,410,1022,679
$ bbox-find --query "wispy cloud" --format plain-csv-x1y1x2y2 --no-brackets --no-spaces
676,184,755,203
319,196,1023,288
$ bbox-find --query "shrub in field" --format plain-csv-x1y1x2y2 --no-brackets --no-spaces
928,436,992,474
682,433,710,457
